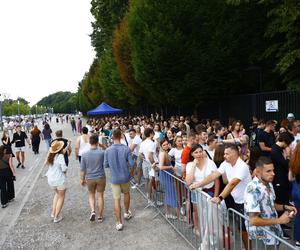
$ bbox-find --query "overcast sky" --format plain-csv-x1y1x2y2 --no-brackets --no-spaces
0,0,95,105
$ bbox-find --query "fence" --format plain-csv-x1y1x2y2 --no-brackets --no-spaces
126,90,300,129
132,167,298,250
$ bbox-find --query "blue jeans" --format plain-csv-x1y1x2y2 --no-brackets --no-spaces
292,181,300,241
45,139,51,151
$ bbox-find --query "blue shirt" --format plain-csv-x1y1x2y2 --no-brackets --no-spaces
104,144,134,184
80,148,105,179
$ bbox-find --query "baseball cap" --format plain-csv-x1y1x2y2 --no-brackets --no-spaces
287,113,295,119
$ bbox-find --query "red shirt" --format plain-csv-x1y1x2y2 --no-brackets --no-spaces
181,145,191,179
181,145,191,165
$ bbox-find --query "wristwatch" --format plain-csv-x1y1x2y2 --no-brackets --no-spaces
218,195,224,201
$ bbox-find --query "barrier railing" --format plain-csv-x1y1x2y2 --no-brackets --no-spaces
227,208,298,250
131,164,297,250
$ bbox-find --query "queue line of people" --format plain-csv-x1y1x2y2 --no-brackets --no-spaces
2,112,300,248
76,113,300,248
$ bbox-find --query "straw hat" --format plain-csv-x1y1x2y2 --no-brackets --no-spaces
49,140,64,154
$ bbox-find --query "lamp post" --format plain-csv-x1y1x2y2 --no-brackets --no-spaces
0,94,4,131
17,97,20,122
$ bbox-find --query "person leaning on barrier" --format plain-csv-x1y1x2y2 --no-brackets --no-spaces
244,156,297,247
189,144,252,250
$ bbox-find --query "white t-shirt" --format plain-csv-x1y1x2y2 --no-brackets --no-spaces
205,149,215,160
46,154,67,187
139,138,156,163
86,124,93,134
168,147,183,168
79,136,90,156
186,159,217,189
291,133,300,151
121,133,130,146
154,132,160,141
129,135,142,156
217,158,251,204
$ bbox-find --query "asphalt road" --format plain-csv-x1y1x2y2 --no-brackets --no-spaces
0,118,189,250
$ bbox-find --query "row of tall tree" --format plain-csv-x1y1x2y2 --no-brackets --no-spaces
36,91,77,113
2,98,31,116
2,91,77,116
76,0,300,113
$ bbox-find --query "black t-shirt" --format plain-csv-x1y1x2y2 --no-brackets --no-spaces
51,138,69,166
271,144,289,188
258,130,276,157
171,127,180,134
12,131,28,147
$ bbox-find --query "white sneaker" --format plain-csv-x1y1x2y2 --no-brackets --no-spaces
180,207,185,216
89,211,96,222
53,216,63,223
156,201,163,206
124,210,132,220
116,223,123,231
131,184,137,189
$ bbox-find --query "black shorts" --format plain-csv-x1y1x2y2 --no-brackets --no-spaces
234,202,246,231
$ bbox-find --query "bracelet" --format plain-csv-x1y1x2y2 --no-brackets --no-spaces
218,195,224,201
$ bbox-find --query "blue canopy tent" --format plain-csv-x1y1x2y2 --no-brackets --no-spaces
87,102,123,116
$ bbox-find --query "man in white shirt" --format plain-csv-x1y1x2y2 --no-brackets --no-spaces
190,145,251,249
289,120,300,151
128,129,142,188
197,129,208,150
244,156,296,247
138,128,157,203
205,135,217,160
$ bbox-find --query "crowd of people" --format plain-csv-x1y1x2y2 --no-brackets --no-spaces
1,112,300,248
78,113,300,247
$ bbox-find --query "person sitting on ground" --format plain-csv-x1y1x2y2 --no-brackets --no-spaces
80,134,106,222
244,156,296,247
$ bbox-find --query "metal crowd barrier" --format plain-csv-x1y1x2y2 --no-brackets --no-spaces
227,208,298,250
131,163,298,250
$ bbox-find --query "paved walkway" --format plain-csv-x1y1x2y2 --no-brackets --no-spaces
0,118,189,250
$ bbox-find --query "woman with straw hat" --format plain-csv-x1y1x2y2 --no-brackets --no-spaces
45,140,68,223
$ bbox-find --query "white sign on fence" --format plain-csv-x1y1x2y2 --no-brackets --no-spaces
265,100,278,112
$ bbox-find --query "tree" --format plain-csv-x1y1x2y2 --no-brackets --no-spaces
37,91,78,113
91,0,129,57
